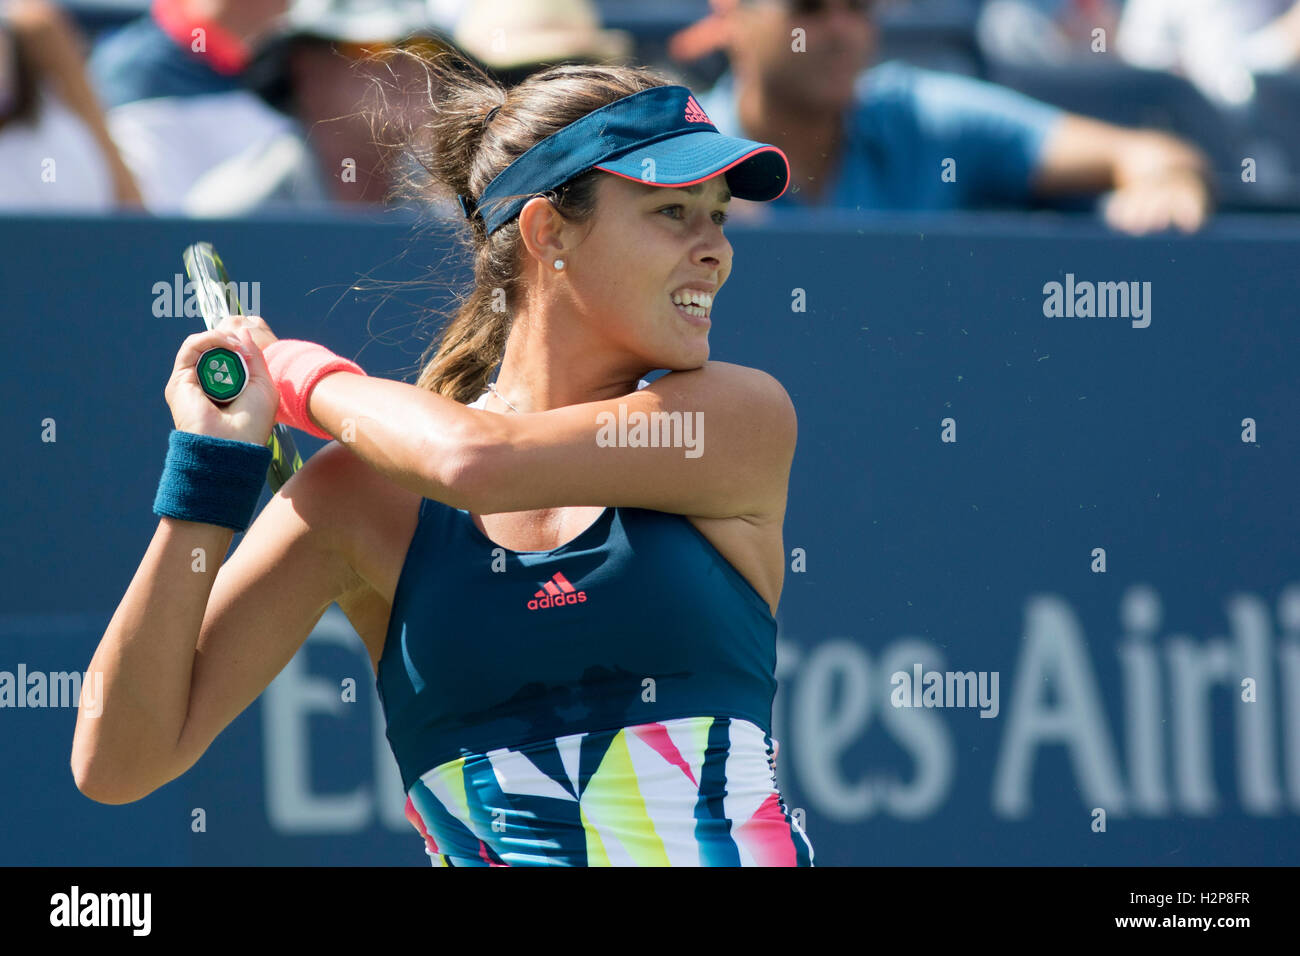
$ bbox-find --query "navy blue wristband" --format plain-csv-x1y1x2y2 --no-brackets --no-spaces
152,430,273,532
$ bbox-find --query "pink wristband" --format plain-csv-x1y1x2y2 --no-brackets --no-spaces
263,339,366,440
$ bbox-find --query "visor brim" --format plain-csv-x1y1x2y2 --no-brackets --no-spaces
594,131,790,202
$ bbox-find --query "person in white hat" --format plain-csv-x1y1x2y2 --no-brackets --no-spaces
453,0,634,85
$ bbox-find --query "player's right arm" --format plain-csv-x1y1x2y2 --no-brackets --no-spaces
71,328,365,804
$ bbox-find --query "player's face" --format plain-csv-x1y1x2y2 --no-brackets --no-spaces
569,172,733,370
732,0,874,112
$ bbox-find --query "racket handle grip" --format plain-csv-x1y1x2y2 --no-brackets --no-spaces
196,347,249,405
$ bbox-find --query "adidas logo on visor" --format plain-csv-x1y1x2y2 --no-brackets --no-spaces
527,571,588,610
684,94,711,124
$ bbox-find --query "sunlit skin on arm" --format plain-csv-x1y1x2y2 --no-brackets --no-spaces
300,373,478,508
307,359,796,521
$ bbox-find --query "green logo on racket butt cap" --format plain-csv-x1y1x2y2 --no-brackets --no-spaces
197,346,248,404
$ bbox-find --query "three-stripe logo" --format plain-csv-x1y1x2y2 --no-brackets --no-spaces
527,571,588,610
684,95,711,124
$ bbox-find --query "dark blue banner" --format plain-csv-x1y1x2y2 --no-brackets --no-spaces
2,210,1297,865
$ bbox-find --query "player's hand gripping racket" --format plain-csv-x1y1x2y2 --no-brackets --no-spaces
182,242,303,493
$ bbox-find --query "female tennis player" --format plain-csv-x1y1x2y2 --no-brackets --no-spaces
72,52,813,867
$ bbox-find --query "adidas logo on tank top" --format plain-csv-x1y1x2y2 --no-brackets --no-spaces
527,570,588,610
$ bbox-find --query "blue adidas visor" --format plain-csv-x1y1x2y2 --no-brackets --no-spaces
457,85,790,235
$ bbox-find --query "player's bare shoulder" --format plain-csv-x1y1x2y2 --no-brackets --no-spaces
648,362,795,613
653,359,793,399
651,360,796,517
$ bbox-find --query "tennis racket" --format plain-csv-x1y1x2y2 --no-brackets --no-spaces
182,241,303,493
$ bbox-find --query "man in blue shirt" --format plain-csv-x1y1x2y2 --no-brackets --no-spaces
686,0,1212,233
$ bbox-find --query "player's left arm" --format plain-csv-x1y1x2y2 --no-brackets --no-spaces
309,360,796,521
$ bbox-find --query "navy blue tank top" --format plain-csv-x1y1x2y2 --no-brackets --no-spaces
375,464,779,794
372,388,814,866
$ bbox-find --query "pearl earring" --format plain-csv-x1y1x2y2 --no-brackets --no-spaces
553,258,565,271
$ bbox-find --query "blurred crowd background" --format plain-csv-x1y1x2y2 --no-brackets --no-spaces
3,0,1300,232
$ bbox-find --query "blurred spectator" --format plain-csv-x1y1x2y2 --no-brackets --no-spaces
1118,0,1300,108
977,0,1122,67
88,0,329,214
676,0,1212,234
290,0,634,211
0,0,142,211
277,0,462,205
453,0,634,86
